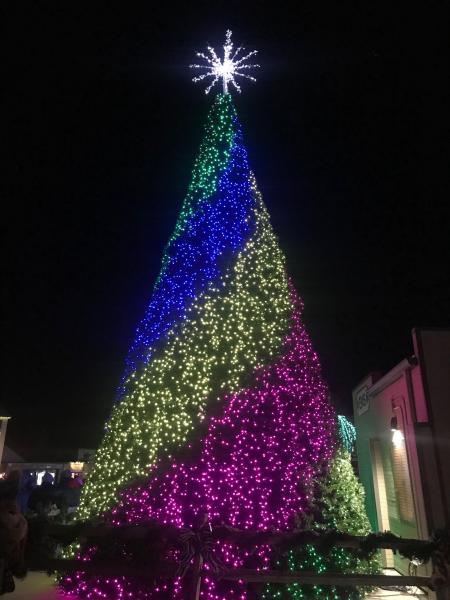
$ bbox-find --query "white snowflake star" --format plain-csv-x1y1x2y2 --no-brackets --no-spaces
190,30,259,95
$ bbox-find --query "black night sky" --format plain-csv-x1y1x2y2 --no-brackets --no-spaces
3,2,449,460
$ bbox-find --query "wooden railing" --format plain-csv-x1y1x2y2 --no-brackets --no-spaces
19,521,449,599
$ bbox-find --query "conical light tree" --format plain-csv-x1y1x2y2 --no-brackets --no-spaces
66,32,377,600
264,419,380,600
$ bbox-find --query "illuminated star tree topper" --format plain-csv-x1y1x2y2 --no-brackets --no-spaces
190,29,259,95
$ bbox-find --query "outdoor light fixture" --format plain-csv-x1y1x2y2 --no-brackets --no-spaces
69,461,84,472
392,428,404,447
390,416,404,447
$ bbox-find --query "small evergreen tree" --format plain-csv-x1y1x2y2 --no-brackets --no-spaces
264,419,381,600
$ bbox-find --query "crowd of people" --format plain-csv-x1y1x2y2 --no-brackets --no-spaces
2,469,84,519
0,469,85,592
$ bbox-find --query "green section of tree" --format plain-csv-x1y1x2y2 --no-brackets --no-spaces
264,447,381,600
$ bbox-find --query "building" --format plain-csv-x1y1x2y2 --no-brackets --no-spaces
0,403,95,484
0,405,11,464
353,328,450,577
2,451,95,483
1,442,95,486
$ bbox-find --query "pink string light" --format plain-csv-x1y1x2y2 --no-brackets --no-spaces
63,287,336,599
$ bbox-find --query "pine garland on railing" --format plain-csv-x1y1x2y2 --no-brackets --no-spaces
2,511,449,596
24,519,450,588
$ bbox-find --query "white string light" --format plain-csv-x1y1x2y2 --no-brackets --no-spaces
190,30,259,94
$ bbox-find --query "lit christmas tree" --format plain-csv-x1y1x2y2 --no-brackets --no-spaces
65,32,377,600
263,418,380,600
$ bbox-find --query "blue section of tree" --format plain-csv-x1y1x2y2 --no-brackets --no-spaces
118,116,256,398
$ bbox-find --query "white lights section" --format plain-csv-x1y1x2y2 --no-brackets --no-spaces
190,30,259,94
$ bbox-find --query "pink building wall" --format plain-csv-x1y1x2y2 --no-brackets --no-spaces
353,328,450,578
413,328,450,530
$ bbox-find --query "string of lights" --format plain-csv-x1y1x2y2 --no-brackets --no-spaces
337,415,357,454
78,168,293,521
118,95,252,396
66,33,378,599
263,446,380,600
190,30,259,95
64,287,337,599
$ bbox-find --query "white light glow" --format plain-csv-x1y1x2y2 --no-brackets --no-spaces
392,428,405,447
190,30,259,94
37,470,55,485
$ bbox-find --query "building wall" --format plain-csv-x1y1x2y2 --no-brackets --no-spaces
0,419,9,465
353,362,428,574
353,375,382,533
413,328,450,529
354,328,450,580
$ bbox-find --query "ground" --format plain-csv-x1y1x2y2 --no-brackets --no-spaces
367,589,425,600
10,573,62,600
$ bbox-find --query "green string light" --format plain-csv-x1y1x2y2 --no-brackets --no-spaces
262,447,380,600
337,415,356,453
155,94,236,286
78,176,292,520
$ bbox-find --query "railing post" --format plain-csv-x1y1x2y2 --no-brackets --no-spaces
0,558,4,594
184,555,203,600
247,582,264,599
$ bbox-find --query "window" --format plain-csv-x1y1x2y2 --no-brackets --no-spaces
390,429,415,523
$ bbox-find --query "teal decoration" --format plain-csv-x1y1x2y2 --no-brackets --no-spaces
337,415,357,453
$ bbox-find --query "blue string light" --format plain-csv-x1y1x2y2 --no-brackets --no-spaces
117,98,256,398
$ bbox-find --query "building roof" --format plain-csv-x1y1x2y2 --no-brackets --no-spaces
2,446,24,462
